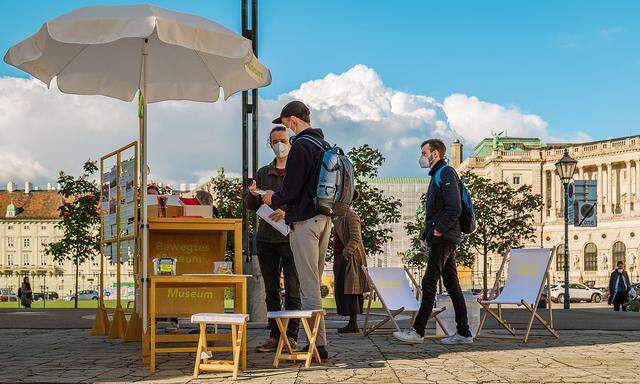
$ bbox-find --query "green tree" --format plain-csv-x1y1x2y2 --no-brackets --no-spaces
45,160,101,308
205,168,250,258
403,192,428,270
457,172,542,296
347,144,402,258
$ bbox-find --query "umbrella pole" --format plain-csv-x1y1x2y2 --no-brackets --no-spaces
141,39,149,338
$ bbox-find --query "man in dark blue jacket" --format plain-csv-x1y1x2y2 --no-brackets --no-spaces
394,139,473,345
263,101,331,359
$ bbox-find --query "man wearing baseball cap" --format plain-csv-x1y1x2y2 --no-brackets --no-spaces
262,100,332,359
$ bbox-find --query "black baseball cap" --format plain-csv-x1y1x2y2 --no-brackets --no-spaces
272,100,310,124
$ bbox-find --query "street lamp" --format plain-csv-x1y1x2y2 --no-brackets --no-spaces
555,148,578,309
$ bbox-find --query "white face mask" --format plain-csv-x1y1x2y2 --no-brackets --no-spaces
419,155,431,169
618,268,624,273
272,142,290,158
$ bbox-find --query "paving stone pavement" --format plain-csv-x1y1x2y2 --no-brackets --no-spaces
1,328,639,383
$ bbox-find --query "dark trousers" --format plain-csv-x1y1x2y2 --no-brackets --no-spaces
413,238,471,337
612,292,628,312
256,241,301,340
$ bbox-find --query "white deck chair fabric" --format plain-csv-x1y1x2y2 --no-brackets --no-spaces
480,248,552,305
366,267,420,311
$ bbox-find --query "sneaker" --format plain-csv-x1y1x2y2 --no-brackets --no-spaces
256,337,279,352
300,344,329,360
439,333,473,345
392,328,424,344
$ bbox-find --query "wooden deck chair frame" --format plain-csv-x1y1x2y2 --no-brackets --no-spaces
362,266,448,338
475,248,559,343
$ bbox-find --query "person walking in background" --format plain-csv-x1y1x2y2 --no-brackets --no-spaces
608,261,630,312
20,276,33,309
263,101,332,360
246,126,301,352
393,139,473,345
332,191,370,334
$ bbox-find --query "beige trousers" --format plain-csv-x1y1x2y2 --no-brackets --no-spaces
289,214,332,346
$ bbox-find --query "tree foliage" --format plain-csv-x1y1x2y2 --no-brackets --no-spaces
456,172,542,283
347,144,402,257
44,160,101,308
403,171,542,278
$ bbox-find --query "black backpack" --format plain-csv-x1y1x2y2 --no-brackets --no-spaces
295,135,355,217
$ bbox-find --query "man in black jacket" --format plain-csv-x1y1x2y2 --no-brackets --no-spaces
393,139,473,345
246,126,301,352
263,101,331,359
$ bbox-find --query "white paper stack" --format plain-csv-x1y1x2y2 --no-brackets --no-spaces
256,204,290,236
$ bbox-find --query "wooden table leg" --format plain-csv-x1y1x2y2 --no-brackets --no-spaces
234,281,247,371
150,280,156,372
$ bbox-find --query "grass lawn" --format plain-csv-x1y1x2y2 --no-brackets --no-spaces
1,297,383,310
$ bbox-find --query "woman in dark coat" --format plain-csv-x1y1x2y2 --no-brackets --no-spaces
332,192,370,333
608,260,631,312
20,276,33,308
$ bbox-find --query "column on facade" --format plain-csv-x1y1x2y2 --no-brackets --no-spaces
550,168,557,218
578,166,584,180
597,165,604,215
636,159,640,211
625,161,632,213
541,169,548,220
608,163,614,213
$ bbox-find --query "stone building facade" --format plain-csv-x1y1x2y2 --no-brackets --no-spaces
0,183,133,298
456,135,640,287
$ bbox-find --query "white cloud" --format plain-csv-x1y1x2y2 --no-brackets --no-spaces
0,65,585,184
443,94,549,143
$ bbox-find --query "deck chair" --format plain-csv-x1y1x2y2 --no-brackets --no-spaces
362,266,447,337
476,248,559,343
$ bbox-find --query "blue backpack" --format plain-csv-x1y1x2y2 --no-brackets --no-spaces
434,165,477,234
294,135,355,217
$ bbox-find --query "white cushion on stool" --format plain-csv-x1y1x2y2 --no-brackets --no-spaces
190,313,249,324
267,310,324,319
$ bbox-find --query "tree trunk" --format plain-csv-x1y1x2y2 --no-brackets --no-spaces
74,256,79,309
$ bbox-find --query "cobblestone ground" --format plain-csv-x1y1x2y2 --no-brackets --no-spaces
1,328,638,383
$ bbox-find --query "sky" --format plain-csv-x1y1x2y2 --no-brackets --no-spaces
1,0,639,186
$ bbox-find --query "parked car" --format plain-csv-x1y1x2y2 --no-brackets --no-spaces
0,288,18,302
594,287,610,302
549,283,603,303
65,290,99,301
33,291,59,301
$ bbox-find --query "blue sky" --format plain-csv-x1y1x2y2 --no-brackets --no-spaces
1,1,639,184
2,1,638,139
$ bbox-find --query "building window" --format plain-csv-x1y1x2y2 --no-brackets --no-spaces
612,241,626,266
23,254,30,266
7,254,14,266
23,238,31,248
41,226,47,230
7,225,13,230
40,254,47,266
24,225,30,230
7,237,15,248
555,245,565,271
583,243,597,271
513,176,521,185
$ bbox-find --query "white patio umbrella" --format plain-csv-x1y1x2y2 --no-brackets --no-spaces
4,4,271,333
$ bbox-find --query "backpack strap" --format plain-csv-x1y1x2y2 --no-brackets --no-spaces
295,135,331,151
434,165,460,187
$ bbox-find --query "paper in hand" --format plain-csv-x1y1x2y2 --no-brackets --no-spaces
256,204,290,236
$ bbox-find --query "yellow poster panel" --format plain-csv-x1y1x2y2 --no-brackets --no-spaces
148,231,227,317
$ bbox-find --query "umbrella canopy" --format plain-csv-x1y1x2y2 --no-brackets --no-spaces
3,3,271,102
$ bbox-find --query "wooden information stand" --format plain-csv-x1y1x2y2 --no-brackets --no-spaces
144,217,247,372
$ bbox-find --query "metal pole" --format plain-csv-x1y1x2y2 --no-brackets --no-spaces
251,0,259,257
563,182,570,309
141,38,149,332
241,0,250,262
